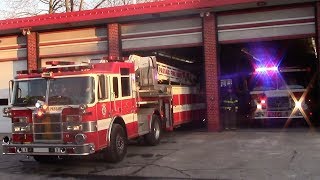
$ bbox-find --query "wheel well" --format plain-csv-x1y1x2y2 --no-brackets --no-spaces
152,110,162,129
112,117,127,138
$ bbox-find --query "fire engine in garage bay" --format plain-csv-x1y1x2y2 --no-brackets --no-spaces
2,55,206,162
249,66,316,127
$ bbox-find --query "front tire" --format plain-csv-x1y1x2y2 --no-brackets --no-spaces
144,115,162,146
105,124,127,163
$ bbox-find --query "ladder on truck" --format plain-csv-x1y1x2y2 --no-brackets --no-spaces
157,62,196,85
129,55,196,87
128,55,197,105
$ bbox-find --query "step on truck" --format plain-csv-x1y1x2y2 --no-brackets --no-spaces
2,55,206,162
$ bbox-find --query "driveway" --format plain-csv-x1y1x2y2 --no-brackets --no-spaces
0,128,320,179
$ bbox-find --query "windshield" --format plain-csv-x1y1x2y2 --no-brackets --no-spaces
278,72,307,89
48,77,95,105
12,79,47,106
12,76,95,106
250,76,277,91
250,71,309,91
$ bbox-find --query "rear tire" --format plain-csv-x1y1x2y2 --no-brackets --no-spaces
144,115,162,146
105,124,127,163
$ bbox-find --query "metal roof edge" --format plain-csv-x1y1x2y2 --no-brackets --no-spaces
0,0,263,32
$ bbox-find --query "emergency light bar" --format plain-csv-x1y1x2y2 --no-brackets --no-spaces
16,64,93,76
16,69,43,75
255,66,278,72
103,56,127,62
46,61,75,66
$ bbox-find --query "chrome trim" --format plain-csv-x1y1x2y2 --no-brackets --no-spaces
33,113,63,143
2,143,95,156
62,121,97,132
75,133,87,145
12,123,33,133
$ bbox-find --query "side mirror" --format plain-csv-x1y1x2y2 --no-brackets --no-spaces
3,107,12,117
111,92,116,100
9,80,14,104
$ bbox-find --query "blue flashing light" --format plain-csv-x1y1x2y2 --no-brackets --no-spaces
255,66,278,72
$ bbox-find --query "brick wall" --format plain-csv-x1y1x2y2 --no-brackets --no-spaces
316,2,320,71
27,32,38,70
203,12,221,132
108,23,121,58
316,2,320,109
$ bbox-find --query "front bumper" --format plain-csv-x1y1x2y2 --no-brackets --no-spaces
253,110,306,119
2,143,95,156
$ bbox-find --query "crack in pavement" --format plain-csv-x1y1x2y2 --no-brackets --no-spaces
290,150,297,163
128,149,191,178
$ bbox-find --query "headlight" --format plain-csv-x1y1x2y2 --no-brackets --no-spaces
13,125,31,132
36,109,45,118
35,102,41,108
295,101,302,109
66,125,82,131
257,104,262,109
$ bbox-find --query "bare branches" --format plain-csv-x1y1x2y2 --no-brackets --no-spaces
79,0,83,10
0,0,160,19
93,0,108,9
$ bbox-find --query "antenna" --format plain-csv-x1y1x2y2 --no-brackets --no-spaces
241,48,261,62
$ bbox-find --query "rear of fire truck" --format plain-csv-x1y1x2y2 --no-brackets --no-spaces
131,55,206,131
249,66,315,127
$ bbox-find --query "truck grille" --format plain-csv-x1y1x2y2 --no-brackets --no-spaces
267,97,290,110
33,114,62,143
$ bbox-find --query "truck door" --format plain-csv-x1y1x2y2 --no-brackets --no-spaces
111,76,121,114
120,68,137,138
110,69,138,138
97,74,112,148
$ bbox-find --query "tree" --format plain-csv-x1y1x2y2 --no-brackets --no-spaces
0,0,157,19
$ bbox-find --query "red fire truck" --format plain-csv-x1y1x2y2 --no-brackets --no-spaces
2,55,206,162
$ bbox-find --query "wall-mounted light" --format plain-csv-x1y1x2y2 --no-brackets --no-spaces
200,12,211,17
257,1,267,7
21,28,31,36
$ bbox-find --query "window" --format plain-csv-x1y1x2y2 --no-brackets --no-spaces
105,76,109,99
12,79,46,106
0,99,8,105
98,75,106,100
120,68,130,75
113,77,119,98
120,68,131,97
121,77,130,97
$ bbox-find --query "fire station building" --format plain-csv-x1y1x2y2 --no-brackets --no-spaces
0,0,319,132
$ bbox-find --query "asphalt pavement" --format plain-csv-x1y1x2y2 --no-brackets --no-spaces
0,128,320,180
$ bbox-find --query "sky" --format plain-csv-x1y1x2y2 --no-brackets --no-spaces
0,0,154,20
0,1,45,20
